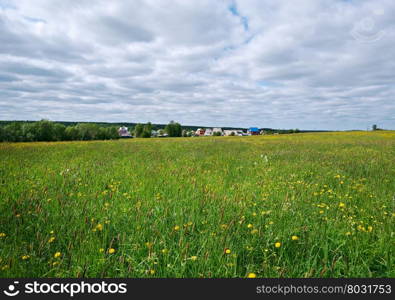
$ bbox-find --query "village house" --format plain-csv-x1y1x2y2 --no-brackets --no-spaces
248,127,260,135
213,128,223,135
223,130,237,136
118,126,132,138
195,128,205,136
204,128,213,136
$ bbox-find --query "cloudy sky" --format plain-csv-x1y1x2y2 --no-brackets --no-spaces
0,0,394,130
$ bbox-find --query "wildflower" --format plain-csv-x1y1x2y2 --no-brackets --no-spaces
190,256,198,261
291,235,299,241
247,273,257,278
108,248,115,254
99,248,104,253
224,248,231,254
54,252,61,258
251,229,258,235
275,242,281,248
149,269,155,275
367,226,373,232
174,225,180,231
345,232,351,236
161,249,168,254
339,202,346,208
52,261,59,266
48,237,55,243
0,233,6,238
247,224,253,229
50,230,54,234
95,224,103,231
21,255,30,260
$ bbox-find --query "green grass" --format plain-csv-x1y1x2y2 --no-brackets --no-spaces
0,131,394,277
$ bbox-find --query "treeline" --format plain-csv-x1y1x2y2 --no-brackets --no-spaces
134,120,182,138
0,120,119,142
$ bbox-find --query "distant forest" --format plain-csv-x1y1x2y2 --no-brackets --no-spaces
0,120,328,143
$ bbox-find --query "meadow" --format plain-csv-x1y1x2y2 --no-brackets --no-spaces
0,131,394,278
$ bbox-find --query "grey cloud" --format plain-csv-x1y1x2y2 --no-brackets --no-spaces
0,0,393,130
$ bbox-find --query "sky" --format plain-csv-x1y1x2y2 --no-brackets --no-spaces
0,0,394,130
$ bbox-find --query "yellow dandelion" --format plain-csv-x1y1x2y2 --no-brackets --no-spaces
345,232,351,236
161,249,168,254
108,248,115,254
224,248,231,254
251,229,258,234
52,261,59,266
149,269,155,275
367,226,373,232
99,248,104,253
95,224,103,231
54,252,61,258
21,255,30,260
247,273,257,278
247,224,253,229
0,233,6,237
339,202,345,208
275,242,281,248
48,237,55,243
174,225,180,231
190,256,198,261
291,235,299,241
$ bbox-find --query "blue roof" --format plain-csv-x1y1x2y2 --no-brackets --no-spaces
249,127,260,132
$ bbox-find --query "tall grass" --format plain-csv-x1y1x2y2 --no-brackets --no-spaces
0,131,394,277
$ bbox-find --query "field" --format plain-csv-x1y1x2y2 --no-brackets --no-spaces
0,131,394,278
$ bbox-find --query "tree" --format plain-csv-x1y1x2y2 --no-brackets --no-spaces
4,122,23,142
21,123,37,141
53,123,66,141
75,123,100,140
65,126,80,140
165,121,182,137
0,126,4,142
134,124,144,138
36,120,56,141
142,122,152,138
372,124,377,131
